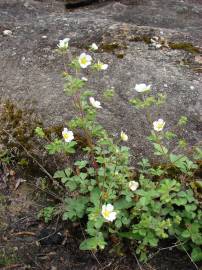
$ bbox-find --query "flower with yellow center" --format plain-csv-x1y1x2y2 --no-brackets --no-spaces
153,119,165,132
120,131,128,141
129,181,139,191
62,128,74,142
78,53,92,68
101,204,117,222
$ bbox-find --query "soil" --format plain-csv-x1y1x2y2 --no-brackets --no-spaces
0,163,201,270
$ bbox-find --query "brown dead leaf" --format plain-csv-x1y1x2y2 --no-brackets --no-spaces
15,178,26,190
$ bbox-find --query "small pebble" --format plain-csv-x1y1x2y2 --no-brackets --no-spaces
190,86,194,90
42,35,47,39
164,84,168,88
155,43,162,49
3,29,12,36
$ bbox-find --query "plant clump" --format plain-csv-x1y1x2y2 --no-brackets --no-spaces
35,39,202,263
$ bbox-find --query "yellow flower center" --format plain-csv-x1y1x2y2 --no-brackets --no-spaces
63,133,70,140
81,57,87,65
157,123,163,129
103,210,110,218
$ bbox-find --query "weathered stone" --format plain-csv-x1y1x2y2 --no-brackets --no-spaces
0,0,201,161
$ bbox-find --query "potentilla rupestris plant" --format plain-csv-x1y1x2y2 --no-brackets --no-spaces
35,38,202,263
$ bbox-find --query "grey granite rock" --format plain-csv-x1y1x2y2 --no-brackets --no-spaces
0,0,201,161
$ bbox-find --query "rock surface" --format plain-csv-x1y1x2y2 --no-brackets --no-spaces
0,0,201,160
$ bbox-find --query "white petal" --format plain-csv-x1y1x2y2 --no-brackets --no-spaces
86,55,92,61
129,181,139,191
89,97,102,108
101,205,107,215
108,211,117,221
89,97,95,104
135,83,151,92
62,127,68,133
106,204,114,212
91,43,98,50
153,118,165,131
80,53,86,58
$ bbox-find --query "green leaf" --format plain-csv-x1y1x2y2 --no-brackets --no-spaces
90,187,101,207
138,158,151,170
169,154,197,173
103,88,115,101
153,143,168,156
193,147,202,160
114,197,134,210
94,216,104,229
96,157,105,164
74,160,88,169
146,231,158,247
80,238,98,250
115,219,122,229
64,168,72,177
181,230,190,238
64,73,84,95
185,204,197,212
164,131,176,140
53,170,66,179
80,234,106,250
178,116,188,126
191,247,202,262
63,141,77,154
63,196,89,221
147,131,158,142
178,139,187,149
38,206,55,223
139,197,149,206
170,153,183,164
35,127,45,138
45,139,63,154
173,197,187,206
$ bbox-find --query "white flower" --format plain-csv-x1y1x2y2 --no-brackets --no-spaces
120,131,128,141
90,43,98,50
153,119,165,132
81,77,88,81
57,38,70,50
97,60,108,70
62,128,74,142
129,181,139,191
89,97,102,109
3,29,12,36
134,83,151,93
79,53,92,68
101,204,117,222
